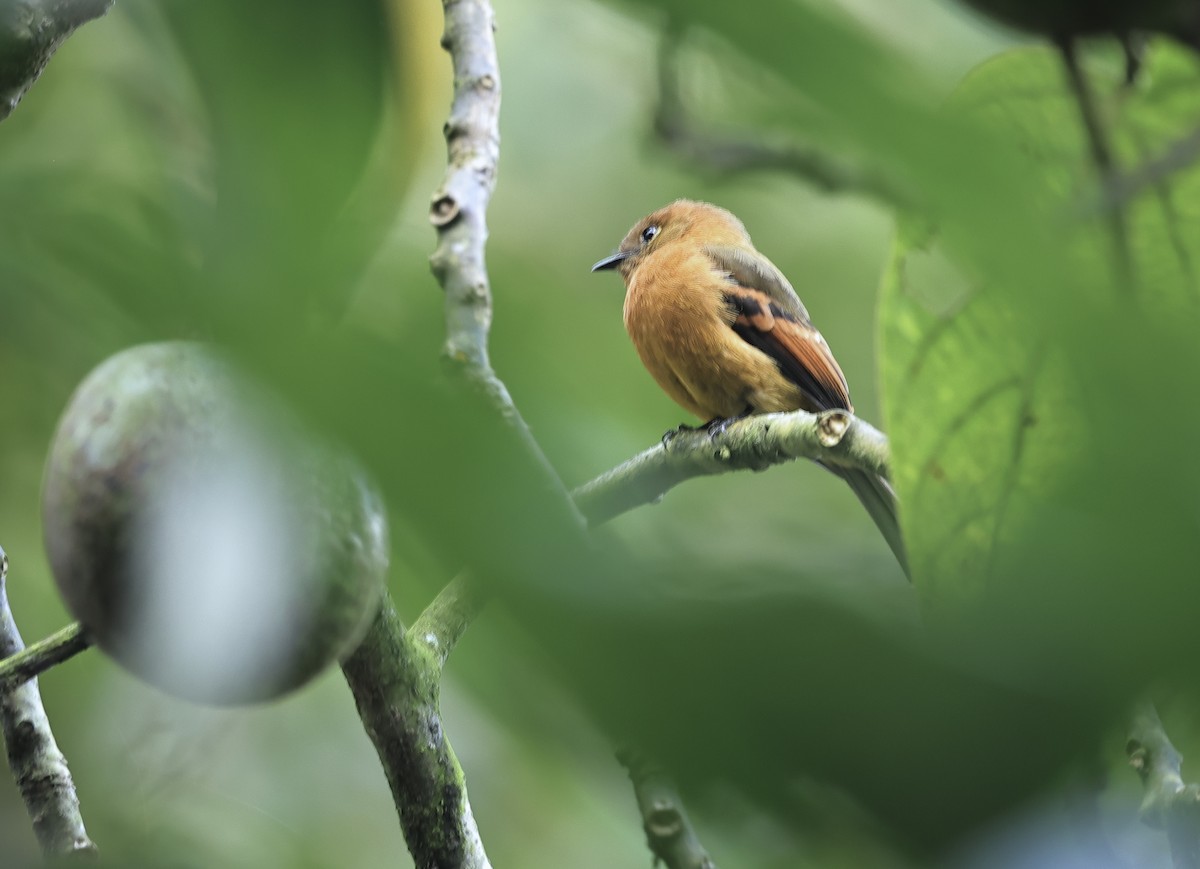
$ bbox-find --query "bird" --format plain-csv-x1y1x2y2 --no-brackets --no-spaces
592,199,908,577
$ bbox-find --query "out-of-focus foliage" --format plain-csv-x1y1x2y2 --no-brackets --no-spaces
3,0,1200,867
957,0,1200,48
881,42,1200,678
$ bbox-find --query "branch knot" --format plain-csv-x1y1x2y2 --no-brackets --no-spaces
430,194,462,228
817,409,850,447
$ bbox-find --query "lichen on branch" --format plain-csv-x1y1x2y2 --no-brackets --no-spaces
341,594,491,869
572,408,892,526
0,545,96,856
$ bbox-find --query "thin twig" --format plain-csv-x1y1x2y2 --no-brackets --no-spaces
0,622,91,694
0,0,114,120
618,748,717,869
1093,123,1200,216
409,573,487,672
654,23,910,208
0,545,96,856
1056,37,1134,295
341,594,491,869
1127,703,1200,868
572,408,890,526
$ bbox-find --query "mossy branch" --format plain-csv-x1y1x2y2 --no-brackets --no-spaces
0,621,91,694
409,572,486,672
0,545,96,856
342,592,491,869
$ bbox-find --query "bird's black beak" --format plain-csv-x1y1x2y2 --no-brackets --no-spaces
591,250,630,272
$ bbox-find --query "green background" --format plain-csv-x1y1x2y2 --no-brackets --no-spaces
3,0,1199,866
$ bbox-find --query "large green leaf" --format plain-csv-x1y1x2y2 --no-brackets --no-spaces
881,41,1200,617
880,232,1080,599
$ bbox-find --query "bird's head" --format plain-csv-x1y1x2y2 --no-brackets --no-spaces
591,199,751,277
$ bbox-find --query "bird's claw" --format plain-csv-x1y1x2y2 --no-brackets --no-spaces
703,408,752,440
663,410,751,445
703,417,734,438
662,422,697,447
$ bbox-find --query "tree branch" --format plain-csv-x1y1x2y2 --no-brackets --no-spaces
1127,703,1200,868
427,0,580,521
341,591,491,869
348,4,715,865
409,572,486,672
336,3,521,865
572,408,890,526
654,22,909,208
618,748,717,869
0,0,114,121
0,545,96,857
0,621,91,695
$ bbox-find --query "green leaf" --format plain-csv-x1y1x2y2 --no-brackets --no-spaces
881,237,1073,599
880,41,1200,607
158,0,397,331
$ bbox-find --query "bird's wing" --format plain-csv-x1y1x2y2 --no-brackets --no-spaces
724,286,853,412
702,244,811,321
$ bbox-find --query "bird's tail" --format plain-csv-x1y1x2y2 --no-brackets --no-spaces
827,465,910,580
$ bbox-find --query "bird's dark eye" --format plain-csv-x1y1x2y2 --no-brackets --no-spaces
641,225,659,244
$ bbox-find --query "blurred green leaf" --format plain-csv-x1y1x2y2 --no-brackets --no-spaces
158,0,396,332
881,42,1200,600
879,232,1084,599
493,555,1110,857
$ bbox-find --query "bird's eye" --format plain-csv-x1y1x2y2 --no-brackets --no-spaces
640,225,659,244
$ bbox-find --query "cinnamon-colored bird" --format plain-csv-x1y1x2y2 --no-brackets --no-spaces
593,199,907,575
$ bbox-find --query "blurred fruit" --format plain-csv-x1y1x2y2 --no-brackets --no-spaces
41,342,388,703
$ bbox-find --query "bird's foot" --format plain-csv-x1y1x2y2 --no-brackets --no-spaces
662,422,699,447
663,409,753,445
703,407,754,439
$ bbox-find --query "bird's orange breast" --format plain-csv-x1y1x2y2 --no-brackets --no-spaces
622,245,808,421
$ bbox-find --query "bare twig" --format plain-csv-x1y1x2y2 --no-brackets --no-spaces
428,0,501,377
0,545,96,857
341,593,491,869
572,408,890,526
654,23,910,208
618,748,717,869
428,0,580,522
1056,37,1134,294
0,0,114,120
1127,703,1200,868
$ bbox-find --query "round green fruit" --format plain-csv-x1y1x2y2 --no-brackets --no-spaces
41,342,388,703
